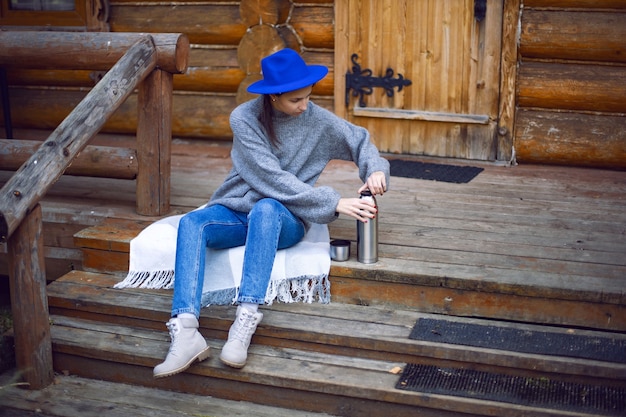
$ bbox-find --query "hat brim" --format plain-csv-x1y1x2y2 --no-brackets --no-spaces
247,65,328,95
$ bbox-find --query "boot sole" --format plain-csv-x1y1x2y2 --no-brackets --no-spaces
153,346,211,378
219,356,246,369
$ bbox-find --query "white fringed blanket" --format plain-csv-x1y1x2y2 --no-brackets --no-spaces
114,213,331,306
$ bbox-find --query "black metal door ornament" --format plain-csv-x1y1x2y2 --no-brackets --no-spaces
345,54,412,107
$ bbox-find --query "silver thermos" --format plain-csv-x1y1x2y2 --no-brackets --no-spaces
357,190,378,264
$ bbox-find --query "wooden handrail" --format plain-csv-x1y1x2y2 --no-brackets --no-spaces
0,31,188,74
0,31,187,390
0,35,157,242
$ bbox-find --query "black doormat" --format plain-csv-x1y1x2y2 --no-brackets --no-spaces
396,364,626,416
410,318,626,364
388,159,483,183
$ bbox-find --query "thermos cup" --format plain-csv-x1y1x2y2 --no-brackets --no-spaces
357,190,378,263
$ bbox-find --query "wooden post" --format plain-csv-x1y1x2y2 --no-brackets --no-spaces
7,204,54,389
136,68,172,216
497,0,522,163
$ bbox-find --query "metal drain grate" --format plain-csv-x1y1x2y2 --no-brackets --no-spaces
396,364,626,416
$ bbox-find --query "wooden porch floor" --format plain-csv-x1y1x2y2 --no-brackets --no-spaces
2,129,626,330
1,130,626,416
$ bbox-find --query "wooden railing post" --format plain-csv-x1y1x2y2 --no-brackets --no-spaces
136,68,173,216
7,204,54,389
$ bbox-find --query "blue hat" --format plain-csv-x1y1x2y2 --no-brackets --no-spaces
247,49,328,95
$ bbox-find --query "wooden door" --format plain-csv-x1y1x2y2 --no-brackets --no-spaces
335,0,504,160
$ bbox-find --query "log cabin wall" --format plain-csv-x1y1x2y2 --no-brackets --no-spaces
1,0,335,140
515,0,626,169
3,0,626,170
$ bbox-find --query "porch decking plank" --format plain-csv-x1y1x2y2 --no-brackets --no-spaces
50,354,458,417
0,372,338,417
329,274,626,330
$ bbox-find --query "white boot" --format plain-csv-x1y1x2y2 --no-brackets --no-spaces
153,315,210,378
219,306,263,368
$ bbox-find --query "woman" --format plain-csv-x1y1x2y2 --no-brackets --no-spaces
153,48,389,378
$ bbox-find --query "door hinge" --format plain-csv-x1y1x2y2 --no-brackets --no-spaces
345,54,412,107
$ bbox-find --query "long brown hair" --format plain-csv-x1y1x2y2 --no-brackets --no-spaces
260,94,280,147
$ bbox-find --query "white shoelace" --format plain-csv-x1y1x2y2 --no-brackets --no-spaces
232,311,259,344
166,320,181,353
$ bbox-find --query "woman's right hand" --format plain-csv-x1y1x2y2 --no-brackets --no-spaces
336,197,377,223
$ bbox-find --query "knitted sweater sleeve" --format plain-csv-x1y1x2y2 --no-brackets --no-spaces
326,114,391,186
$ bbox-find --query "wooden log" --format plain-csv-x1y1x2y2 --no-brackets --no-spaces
3,88,236,140
0,88,84,131
239,0,291,27
520,10,626,63
277,25,301,51
136,68,172,216
5,69,99,88
175,68,246,93
112,0,333,3
0,139,138,179
523,0,626,8
7,204,54,389
109,3,333,49
291,4,334,49
0,36,157,242
109,4,247,46
514,109,626,169
237,24,286,74
496,0,522,162
517,61,626,113
189,47,240,68
0,32,188,74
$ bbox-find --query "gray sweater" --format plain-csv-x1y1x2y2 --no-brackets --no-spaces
208,96,390,226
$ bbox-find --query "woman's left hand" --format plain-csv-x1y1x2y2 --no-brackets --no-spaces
358,171,387,196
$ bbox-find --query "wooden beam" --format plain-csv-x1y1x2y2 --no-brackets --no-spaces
333,0,349,120
518,61,626,113
0,31,188,74
353,107,490,124
497,0,521,163
523,0,626,9
0,139,138,179
8,204,54,389
520,10,626,63
514,109,626,169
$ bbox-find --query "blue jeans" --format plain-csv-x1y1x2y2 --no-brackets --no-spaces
171,199,306,317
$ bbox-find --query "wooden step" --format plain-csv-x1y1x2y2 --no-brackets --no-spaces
0,370,339,417
47,314,625,417
43,270,626,417
74,222,626,331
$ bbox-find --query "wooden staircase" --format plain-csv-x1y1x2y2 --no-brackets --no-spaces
34,221,626,417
